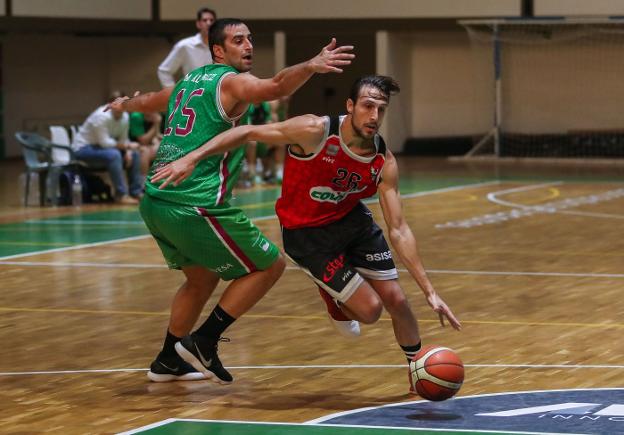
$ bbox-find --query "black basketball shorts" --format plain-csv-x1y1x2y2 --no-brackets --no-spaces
281,202,398,303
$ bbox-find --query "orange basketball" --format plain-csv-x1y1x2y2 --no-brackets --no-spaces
409,345,464,401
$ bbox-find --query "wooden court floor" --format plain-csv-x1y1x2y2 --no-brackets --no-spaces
0,157,622,434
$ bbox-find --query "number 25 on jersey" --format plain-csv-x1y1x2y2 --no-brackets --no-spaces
164,88,204,137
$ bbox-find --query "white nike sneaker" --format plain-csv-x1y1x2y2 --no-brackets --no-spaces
329,317,361,338
318,288,361,338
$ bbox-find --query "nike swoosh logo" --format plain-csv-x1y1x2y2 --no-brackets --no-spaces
160,362,179,372
195,342,212,367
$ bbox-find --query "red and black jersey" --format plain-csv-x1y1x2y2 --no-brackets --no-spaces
276,116,387,229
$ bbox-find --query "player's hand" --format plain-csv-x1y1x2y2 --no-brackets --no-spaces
309,38,355,74
105,91,140,112
150,155,197,189
426,292,462,331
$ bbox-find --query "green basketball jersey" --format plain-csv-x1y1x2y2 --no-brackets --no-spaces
145,64,246,207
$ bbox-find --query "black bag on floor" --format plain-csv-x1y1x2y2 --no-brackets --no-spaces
81,173,113,203
58,171,113,204
57,171,75,205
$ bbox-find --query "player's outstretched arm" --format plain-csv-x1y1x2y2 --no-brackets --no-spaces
378,151,461,330
106,87,173,114
223,38,355,104
151,115,323,189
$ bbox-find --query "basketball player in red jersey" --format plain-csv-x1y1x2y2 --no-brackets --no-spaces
152,75,461,376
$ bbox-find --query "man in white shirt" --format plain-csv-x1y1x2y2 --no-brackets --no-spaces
73,93,143,204
157,7,216,87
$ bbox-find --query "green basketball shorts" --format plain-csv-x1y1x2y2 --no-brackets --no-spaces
140,195,280,280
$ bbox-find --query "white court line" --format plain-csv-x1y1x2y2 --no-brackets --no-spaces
25,181,501,226
117,418,176,435
0,234,151,261
25,220,145,225
2,363,624,377
487,183,624,220
439,182,624,228
426,269,624,279
0,181,499,261
0,261,167,268
375,180,501,201
119,418,574,435
558,209,624,219
1,262,622,279
486,182,564,209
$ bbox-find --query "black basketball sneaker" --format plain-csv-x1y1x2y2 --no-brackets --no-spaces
147,352,206,382
175,334,233,384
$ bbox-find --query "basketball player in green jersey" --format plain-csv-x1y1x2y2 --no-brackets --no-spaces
110,18,355,384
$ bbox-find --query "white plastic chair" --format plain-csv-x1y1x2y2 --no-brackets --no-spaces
49,126,72,164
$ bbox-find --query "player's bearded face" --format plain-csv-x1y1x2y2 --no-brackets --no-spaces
222,24,254,72
350,87,388,139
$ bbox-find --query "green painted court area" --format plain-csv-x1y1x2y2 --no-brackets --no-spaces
2,160,619,259
0,209,148,257
129,420,530,435
0,178,491,258
0,189,281,258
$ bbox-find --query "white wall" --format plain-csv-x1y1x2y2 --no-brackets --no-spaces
0,0,5,16
13,0,151,19
377,23,624,141
376,31,412,153
160,0,520,20
535,0,624,16
462,24,624,134
376,27,492,143
501,35,624,133
409,30,490,137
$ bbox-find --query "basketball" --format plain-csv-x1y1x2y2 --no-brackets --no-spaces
409,345,464,401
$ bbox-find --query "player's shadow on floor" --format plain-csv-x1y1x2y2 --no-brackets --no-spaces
138,383,413,412
405,411,462,421
230,391,410,411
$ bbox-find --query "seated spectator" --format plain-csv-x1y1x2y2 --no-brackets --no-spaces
72,92,143,204
129,111,162,176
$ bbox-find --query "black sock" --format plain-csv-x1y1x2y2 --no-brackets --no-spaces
161,330,181,358
401,341,422,363
195,304,236,341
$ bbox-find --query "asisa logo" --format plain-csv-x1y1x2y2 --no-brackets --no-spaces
310,388,624,435
310,186,365,204
365,251,392,262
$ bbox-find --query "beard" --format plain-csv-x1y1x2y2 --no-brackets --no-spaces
351,118,375,140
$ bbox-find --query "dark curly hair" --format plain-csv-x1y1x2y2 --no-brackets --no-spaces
349,75,400,102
